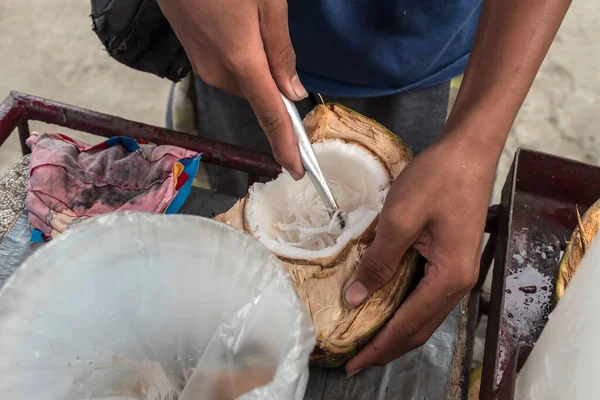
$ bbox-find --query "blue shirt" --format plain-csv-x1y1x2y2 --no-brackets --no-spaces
288,0,483,98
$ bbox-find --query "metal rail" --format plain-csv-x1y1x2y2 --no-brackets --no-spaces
0,91,282,179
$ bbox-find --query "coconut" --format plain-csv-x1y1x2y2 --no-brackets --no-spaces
215,104,420,367
555,199,600,301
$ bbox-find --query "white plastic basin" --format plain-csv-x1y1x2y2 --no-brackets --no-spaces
0,212,315,399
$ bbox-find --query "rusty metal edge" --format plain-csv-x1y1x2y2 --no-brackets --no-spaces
480,148,520,399
0,92,21,149
493,345,533,400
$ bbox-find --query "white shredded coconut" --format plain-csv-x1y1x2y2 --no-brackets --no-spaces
272,179,373,250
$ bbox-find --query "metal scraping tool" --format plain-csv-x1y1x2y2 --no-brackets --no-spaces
279,91,346,229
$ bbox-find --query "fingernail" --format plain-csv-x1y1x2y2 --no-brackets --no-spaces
290,169,304,181
346,368,363,379
344,281,368,308
291,74,308,100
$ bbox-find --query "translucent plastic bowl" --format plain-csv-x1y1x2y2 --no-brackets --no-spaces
0,212,315,399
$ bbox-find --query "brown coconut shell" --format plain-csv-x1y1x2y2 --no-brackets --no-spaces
215,104,420,367
555,198,600,301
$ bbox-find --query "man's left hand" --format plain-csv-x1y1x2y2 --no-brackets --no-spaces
342,133,496,375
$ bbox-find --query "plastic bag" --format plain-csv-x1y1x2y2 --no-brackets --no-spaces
0,212,315,399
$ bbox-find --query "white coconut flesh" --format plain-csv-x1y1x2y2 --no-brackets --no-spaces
244,140,390,261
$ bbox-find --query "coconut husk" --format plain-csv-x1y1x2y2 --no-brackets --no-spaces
555,199,600,301
215,104,420,367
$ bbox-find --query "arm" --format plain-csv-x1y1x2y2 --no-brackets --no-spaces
444,0,573,168
343,0,573,375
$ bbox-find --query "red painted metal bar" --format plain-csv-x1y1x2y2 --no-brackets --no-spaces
17,120,31,155
0,91,282,178
0,93,21,149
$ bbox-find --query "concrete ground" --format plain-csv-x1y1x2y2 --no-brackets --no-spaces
1,0,599,374
494,0,600,203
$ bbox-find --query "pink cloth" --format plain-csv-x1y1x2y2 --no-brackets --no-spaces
25,133,198,239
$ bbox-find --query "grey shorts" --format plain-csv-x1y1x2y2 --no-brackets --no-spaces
167,77,450,198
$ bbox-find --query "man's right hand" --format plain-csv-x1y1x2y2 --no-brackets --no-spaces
156,0,307,179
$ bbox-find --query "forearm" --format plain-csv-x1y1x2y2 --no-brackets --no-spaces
444,0,572,164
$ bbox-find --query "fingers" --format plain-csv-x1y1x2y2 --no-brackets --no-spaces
345,261,470,374
159,0,305,178
343,214,420,308
220,1,304,178
258,1,308,101
230,52,304,179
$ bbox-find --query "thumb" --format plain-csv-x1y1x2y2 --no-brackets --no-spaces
259,1,308,101
343,219,419,308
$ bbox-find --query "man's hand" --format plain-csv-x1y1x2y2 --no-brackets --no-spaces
156,0,306,179
342,135,494,374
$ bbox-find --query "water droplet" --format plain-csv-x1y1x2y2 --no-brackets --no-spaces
76,356,81,363
67,363,71,368
34,351,40,358
189,356,195,361
88,361,93,366
173,356,181,361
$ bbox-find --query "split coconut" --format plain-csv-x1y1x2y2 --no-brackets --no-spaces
555,199,600,301
216,104,420,367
